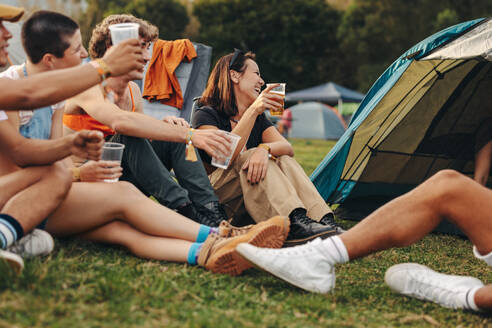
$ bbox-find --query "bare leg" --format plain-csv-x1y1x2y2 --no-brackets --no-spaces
475,285,492,310
79,221,191,262
0,162,71,232
341,170,492,259
45,181,200,241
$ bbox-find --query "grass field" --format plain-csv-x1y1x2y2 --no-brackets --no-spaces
1,139,491,327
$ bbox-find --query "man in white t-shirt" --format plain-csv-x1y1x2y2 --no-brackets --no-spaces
0,4,146,273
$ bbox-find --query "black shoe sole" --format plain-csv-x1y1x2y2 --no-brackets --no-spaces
283,229,338,247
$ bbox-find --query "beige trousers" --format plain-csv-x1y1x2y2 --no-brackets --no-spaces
209,148,332,223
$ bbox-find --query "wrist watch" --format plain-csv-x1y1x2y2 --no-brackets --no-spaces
258,143,273,159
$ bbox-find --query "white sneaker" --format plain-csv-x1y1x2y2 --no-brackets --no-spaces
0,249,24,274
385,263,484,309
236,237,336,293
7,229,54,258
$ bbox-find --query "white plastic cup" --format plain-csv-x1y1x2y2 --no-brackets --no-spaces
101,142,125,182
211,131,241,170
266,83,286,116
108,23,139,45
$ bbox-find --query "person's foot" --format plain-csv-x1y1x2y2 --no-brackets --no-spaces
319,213,346,234
285,209,338,246
194,201,228,227
237,237,336,293
385,263,484,309
218,216,290,239
198,216,289,276
7,229,54,258
0,249,24,274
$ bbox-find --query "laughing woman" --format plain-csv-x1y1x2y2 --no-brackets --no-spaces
192,50,344,247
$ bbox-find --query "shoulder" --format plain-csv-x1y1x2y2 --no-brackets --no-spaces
128,81,141,96
192,105,221,127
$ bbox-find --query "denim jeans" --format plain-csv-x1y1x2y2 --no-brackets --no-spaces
109,134,218,209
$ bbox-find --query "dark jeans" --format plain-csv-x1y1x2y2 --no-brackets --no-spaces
109,134,218,209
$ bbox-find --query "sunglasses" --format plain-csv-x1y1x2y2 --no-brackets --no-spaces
229,48,244,70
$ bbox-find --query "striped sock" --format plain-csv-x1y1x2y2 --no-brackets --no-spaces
187,242,203,265
0,214,24,249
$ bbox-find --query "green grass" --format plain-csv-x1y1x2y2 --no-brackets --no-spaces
1,139,491,327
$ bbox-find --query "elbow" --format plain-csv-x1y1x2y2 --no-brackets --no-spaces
110,115,133,134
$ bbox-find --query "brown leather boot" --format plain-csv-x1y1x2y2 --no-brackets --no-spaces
198,216,290,276
218,216,290,239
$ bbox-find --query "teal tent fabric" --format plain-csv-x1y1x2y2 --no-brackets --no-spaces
309,18,490,234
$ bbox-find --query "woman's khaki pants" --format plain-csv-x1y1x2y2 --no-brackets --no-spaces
209,148,332,224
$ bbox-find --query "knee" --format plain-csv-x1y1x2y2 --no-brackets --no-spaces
114,181,141,197
426,169,467,199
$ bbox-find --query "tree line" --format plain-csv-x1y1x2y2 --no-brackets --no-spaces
78,0,492,93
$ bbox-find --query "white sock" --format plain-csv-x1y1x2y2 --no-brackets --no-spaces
465,286,482,312
319,235,349,264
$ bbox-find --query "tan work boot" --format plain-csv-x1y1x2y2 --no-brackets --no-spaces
198,216,290,276
218,216,290,239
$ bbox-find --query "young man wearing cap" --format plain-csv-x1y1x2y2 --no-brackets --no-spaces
0,4,145,273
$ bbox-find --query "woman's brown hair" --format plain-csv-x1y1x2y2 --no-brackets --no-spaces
199,51,255,118
89,14,158,59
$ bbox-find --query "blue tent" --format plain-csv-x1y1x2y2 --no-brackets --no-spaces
289,102,346,140
285,82,365,106
310,18,492,233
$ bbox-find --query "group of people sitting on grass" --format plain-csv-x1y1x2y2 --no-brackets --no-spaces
0,4,490,314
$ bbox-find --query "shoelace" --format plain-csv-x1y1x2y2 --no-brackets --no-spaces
320,215,343,229
408,271,462,308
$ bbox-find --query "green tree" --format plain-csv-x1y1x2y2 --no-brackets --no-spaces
337,0,492,92
194,0,342,91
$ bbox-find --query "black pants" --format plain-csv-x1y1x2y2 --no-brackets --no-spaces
109,134,218,209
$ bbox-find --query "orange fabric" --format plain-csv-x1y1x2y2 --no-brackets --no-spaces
143,39,197,109
63,84,136,137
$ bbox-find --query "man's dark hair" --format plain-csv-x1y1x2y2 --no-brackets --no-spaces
22,10,79,64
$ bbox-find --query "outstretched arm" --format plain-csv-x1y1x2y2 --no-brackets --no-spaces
71,86,231,157
0,39,145,111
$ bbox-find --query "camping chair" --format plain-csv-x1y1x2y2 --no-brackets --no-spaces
137,41,212,123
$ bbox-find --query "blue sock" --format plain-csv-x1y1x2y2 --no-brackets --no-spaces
196,225,212,243
187,242,202,265
0,214,24,249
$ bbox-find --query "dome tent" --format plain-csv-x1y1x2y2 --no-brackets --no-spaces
310,18,492,234
288,102,346,140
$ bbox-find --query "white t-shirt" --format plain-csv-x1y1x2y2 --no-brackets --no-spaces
0,64,64,126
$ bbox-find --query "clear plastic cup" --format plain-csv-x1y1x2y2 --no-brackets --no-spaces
101,142,125,182
267,83,286,116
211,131,241,170
108,23,139,45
